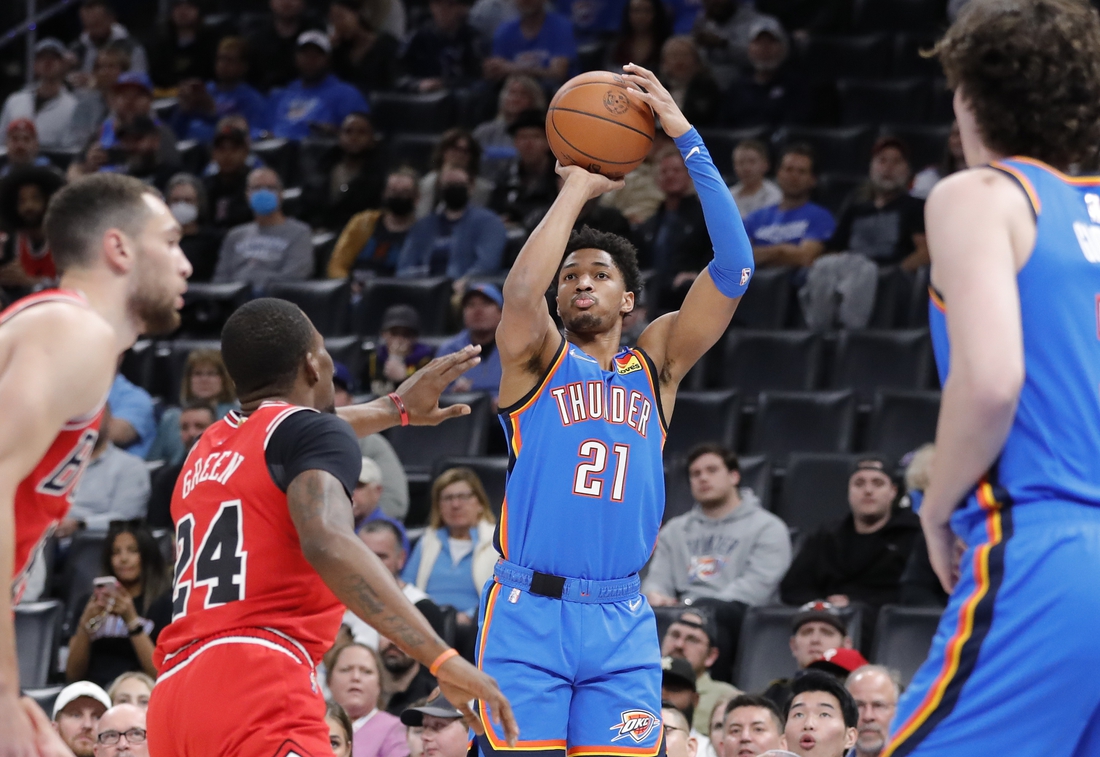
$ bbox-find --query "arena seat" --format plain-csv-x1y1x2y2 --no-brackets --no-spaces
120,339,157,395
853,0,947,34
251,138,300,185
388,134,441,175
830,329,934,406
176,139,209,176
878,124,953,172
871,604,943,686
892,34,941,78
267,279,351,337
15,600,62,688
324,336,366,386
154,338,222,402
698,127,772,177
748,391,857,462
370,91,457,135
796,35,893,81
729,267,793,329
868,267,912,329
774,453,858,537
864,390,940,461
23,686,64,717
722,330,822,399
662,454,771,523
353,277,452,336
908,265,932,329
815,172,864,215
62,531,108,636
837,78,932,126
384,393,492,474
665,390,740,463
772,126,877,175
433,456,509,522
176,281,251,339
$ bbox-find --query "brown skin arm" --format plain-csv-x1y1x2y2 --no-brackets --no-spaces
287,469,518,742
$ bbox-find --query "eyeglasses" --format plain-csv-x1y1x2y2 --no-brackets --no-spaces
439,492,476,504
97,728,147,745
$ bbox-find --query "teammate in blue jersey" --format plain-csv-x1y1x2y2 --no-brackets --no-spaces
475,63,755,757
882,2,1100,756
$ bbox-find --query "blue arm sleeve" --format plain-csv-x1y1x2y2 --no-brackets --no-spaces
674,127,755,298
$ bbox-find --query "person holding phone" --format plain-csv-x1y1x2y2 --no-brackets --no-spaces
66,521,172,687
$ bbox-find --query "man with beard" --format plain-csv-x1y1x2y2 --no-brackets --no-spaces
844,667,897,757
0,165,64,289
381,635,441,716
0,173,191,751
53,682,112,757
304,112,389,231
723,18,810,129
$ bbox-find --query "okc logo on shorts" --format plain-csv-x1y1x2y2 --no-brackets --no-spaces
610,709,659,743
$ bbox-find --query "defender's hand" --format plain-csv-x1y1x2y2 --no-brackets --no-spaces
434,655,519,746
555,163,624,200
395,345,482,425
621,63,691,138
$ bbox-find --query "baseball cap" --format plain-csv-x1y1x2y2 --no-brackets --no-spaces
871,135,910,163
807,647,870,678
462,283,504,309
33,38,67,58
400,693,464,726
849,453,894,480
791,600,848,636
508,108,547,135
661,655,697,691
6,118,36,137
670,607,718,646
381,304,422,334
113,71,153,94
748,17,788,45
297,30,332,54
52,681,111,720
333,362,354,392
359,456,383,486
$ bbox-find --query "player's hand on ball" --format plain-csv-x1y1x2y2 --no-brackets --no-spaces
620,63,691,139
395,344,482,425
555,163,624,199
435,655,519,746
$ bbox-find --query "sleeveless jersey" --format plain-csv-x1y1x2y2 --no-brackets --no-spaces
497,339,667,580
930,157,1100,529
0,290,104,599
154,403,344,669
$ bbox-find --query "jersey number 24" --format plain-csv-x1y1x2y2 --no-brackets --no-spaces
171,501,248,621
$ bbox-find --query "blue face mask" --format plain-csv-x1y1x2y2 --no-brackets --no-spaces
249,188,279,216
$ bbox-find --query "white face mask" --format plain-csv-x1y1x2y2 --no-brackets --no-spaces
169,201,199,226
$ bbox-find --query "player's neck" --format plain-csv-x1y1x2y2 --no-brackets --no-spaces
59,268,140,352
566,327,625,370
239,386,314,414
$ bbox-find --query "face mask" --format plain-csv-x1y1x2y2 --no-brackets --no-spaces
441,183,469,211
170,201,199,226
385,195,415,217
249,188,279,216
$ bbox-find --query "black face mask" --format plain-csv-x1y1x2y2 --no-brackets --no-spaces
385,195,415,216
441,183,469,211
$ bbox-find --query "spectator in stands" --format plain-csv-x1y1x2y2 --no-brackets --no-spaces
247,0,325,91
607,0,672,70
366,305,436,396
400,695,469,757
780,456,921,624
637,146,712,311
330,0,401,93
664,706,699,757
723,18,808,128
149,347,236,465
746,144,835,269
403,467,499,628
845,666,898,757
305,112,389,231
1,119,55,178
690,0,770,88
473,75,546,179
328,701,355,757
728,139,780,219
380,636,438,715
599,129,670,225
59,405,150,536
406,706,425,757
106,373,157,458
558,0,627,42
911,122,964,200
484,0,577,87
72,43,130,148
489,108,559,226
106,115,180,190
660,610,739,733
70,0,148,77
398,166,507,280
214,166,313,287
659,36,720,127
802,137,927,330
0,166,63,289
93,703,148,756
784,673,858,757
436,283,504,396
723,695,788,757
271,32,371,141
763,602,853,711
67,522,172,687
329,168,420,281
661,656,702,734
82,73,179,176
146,0,217,89
0,39,81,151
53,682,112,757
417,130,495,219
401,0,484,93
705,696,731,757
351,458,407,538
328,643,410,757
147,400,216,529
205,123,255,229
167,173,224,282
107,671,155,709
206,38,271,138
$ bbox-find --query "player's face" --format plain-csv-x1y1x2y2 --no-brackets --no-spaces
55,699,106,757
724,706,785,757
326,715,352,757
421,716,468,757
110,532,142,585
110,677,152,710
847,671,897,756
790,622,846,669
362,530,405,577
557,249,634,335
125,194,192,336
784,692,855,757
847,470,896,524
688,453,739,506
329,646,382,720
776,154,815,200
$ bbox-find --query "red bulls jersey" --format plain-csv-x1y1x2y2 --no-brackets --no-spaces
155,403,348,670
0,290,104,599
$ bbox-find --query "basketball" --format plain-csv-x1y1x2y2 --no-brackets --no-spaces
546,71,656,180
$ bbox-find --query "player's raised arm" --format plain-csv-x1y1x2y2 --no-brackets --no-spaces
622,64,755,390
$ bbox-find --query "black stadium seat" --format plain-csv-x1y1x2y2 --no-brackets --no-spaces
434,456,509,522
865,390,940,461
722,330,822,397
354,277,452,336
868,266,911,329
837,78,932,126
324,336,366,387
388,134,441,175
730,267,793,329
664,390,740,463
892,34,942,79
853,0,947,34
24,686,64,716
384,393,492,474
871,604,943,686
251,138,300,185
120,339,156,395
267,279,352,337
176,281,251,339
774,453,857,536
738,454,772,511
796,34,893,81
831,329,934,406
62,531,108,635
15,600,62,688
879,124,952,172
815,173,864,215
748,391,857,462
371,91,457,135
154,338,222,402
698,127,771,178
773,126,876,175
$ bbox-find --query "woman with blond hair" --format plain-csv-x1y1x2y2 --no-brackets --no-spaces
107,671,155,709
147,348,238,464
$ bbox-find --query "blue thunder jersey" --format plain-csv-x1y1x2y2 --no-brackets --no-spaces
929,157,1100,534
497,338,667,581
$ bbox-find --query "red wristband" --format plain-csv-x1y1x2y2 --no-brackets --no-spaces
430,648,459,676
388,392,409,427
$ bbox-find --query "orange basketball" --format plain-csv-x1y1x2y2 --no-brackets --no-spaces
546,71,656,180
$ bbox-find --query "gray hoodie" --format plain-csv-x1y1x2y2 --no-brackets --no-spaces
643,489,792,606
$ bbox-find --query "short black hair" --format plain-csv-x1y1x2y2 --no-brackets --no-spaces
361,519,404,547
560,226,642,296
44,173,158,274
780,142,816,174
686,443,739,473
725,694,785,732
180,399,216,419
221,298,316,398
786,671,859,729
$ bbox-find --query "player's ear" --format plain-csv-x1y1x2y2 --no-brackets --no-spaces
621,290,635,316
303,350,321,386
101,227,134,274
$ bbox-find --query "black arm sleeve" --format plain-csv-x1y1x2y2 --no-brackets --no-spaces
264,410,363,498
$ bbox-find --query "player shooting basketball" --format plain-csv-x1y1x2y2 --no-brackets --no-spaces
475,63,755,757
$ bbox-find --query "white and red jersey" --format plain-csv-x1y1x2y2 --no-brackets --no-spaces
0,290,105,599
